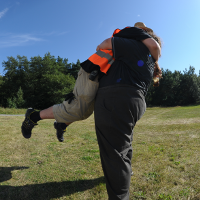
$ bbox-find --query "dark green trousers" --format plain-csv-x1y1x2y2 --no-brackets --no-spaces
94,85,146,200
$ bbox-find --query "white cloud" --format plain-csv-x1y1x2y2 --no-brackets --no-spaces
37,31,69,36
0,8,9,19
0,33,43,48
0,31,69,48
137,14,140,17
12,34,42,42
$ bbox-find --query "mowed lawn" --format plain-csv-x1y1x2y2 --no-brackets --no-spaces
0,106,200,200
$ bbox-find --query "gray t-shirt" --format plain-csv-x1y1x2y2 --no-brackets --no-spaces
99,37,155,95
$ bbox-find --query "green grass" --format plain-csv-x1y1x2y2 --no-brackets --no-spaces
0,106,200,199
0,107,26,114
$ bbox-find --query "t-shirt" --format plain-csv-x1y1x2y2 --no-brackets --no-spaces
113,26,152,41
99,37,155,96
80,27,152,76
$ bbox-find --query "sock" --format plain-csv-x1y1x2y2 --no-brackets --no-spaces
60,123,68,130
30,111,41,123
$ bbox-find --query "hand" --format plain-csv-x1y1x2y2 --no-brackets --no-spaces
96,38,112,51
96,45,100,51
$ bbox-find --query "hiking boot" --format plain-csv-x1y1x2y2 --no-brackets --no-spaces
54,121,66,142
21,108,38,139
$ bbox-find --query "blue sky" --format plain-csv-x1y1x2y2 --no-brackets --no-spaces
0,0,199,76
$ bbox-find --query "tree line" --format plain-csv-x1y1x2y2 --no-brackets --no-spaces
146,66,200,106
0,53,199,109
0,53,80,109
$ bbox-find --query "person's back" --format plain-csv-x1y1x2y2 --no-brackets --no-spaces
99,37,155,96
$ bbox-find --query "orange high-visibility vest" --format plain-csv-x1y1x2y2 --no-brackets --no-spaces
88,28,129,74
88,49,114,74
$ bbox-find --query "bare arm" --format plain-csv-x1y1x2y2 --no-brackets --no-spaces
142,38,161,61
96,37,161,61
96,38,112,51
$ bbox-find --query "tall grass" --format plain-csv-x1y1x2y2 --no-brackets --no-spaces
0,106,200,199
0,107,26,115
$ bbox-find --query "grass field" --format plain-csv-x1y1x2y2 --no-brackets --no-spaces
0,107,26,115
0,106,200,200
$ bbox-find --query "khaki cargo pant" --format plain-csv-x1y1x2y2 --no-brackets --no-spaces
53,68,99,123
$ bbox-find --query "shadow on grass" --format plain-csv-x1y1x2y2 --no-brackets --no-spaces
0,166,29,183
0,166,105,200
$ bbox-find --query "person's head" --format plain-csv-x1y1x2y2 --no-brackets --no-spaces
134,22,162,48
134,22,162,87
134,22,153,32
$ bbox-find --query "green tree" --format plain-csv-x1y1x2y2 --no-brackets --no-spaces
16,87,25,108
68,59,81,79
177,66,200,105
7,97,17,108
0,74,4,106
146,66,200,106
5,87,25,108
0,53,76,109
24,53,75,109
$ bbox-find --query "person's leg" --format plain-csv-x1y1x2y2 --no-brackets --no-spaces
21,105,72,140
53,68,99,123
53,68,99,142
39,107,72,142
94,86,146,200
54,121,71,142
21,67,99,140
39,106,54,119
21,106,55,139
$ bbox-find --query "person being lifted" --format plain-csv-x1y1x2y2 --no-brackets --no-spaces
21,22,162,142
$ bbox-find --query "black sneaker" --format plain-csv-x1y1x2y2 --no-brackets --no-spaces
21,108,38,139
54,121,66,142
